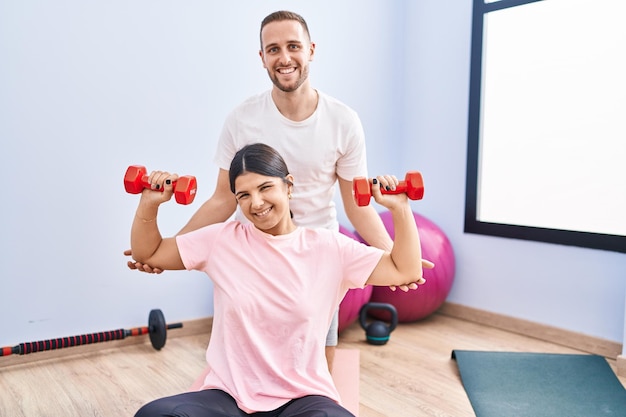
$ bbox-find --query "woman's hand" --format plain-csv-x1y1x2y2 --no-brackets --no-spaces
140,171,180,206
370,174,408,211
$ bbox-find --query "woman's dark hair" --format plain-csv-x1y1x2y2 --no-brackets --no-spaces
229,143,293,194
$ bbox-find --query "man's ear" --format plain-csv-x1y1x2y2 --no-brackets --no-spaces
259,50,267,68
308,42,316,61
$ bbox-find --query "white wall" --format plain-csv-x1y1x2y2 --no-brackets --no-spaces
0,0,401,345
1,0,624,351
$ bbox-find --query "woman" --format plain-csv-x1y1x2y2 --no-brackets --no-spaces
131,143,425,417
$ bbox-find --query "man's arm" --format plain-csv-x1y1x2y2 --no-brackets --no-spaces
338,176,393,250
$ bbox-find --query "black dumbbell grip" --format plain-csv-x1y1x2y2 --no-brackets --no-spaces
1,329,127,356
1,316,183,357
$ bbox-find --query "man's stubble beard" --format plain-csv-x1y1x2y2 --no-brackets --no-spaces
268,65,310,93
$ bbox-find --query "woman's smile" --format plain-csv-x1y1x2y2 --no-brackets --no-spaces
254,206,273,218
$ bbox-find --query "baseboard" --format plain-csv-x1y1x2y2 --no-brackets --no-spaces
437,302,622,361
0,316,213,370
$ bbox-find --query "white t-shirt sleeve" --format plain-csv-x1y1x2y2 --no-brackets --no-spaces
213,111,240,171
334,107,369,182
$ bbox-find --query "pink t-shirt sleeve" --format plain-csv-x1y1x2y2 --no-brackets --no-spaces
175,223,225,271
335,232,384,289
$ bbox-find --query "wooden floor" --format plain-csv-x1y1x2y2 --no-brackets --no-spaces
1,312,624,417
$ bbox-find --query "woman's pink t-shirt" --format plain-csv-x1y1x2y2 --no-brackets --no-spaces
176,221,383,413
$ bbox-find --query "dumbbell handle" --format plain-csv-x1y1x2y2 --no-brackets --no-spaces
150,323,183,332
136,175,181,194
379,182,411,196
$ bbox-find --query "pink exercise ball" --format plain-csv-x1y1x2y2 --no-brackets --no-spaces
338,225,373,333
363,211,455,323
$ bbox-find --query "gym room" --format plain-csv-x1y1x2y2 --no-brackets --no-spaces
1,1,625,416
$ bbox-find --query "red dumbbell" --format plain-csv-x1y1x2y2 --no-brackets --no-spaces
124,165,197,205
352,171,424,207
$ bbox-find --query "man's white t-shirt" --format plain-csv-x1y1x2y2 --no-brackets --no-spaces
214,89,368,231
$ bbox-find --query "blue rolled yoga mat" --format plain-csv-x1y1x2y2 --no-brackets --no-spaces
452,350,626,417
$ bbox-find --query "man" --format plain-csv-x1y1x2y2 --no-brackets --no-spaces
127,10,429,370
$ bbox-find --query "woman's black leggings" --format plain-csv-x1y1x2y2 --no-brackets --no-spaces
134,389,355,417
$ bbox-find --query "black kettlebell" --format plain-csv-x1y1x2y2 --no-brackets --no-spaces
359,302,398,345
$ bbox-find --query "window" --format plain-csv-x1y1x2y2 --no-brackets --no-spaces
465,0,626,253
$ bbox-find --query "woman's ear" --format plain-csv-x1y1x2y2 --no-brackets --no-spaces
285,174,294,197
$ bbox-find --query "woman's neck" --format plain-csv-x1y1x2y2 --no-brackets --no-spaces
256,218,297,236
